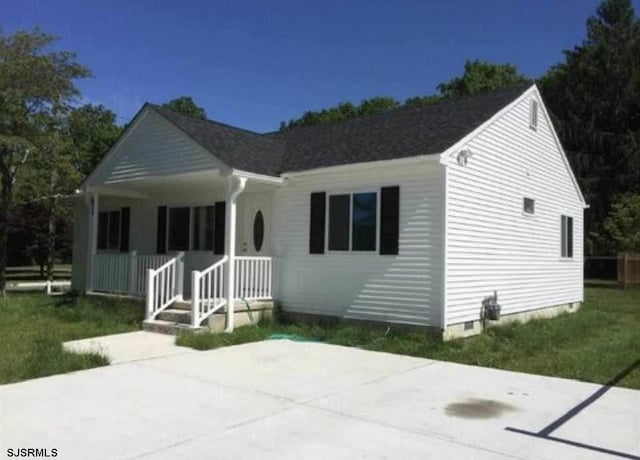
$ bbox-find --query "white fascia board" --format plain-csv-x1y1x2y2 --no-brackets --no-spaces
84,185,149,200
281,154,440,179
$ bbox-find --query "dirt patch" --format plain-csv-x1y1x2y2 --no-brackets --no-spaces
445,398,517,419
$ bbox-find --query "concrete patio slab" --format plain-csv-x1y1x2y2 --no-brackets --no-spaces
63,331,196,364
2,340,639,460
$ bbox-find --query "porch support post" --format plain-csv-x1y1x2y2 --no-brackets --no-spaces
87,193,99,291
225,176,247,333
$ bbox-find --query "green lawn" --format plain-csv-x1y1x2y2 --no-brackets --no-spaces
0,293,143,384
177,286,640,389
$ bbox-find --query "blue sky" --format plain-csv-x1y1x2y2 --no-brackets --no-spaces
4,0,634,132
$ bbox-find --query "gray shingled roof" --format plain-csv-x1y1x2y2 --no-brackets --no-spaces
150,84,532,176
149,104,284,176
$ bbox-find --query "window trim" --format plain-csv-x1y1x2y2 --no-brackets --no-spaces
325,189,380,254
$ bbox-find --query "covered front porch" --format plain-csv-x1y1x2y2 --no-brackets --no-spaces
81,170,280,331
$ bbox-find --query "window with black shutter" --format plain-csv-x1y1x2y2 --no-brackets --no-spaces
120,207,130,252
214,201,226,254
156,206,167,254
107,211,120,250
315,186,400,254
168,207,190,251
328,194,350,251
309,192,326,254
97,212,108,250
380,186,399,255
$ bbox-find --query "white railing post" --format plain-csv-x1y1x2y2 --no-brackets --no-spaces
176,252,185,301
146,268,155,319
128,251,137,295
191,270,201,327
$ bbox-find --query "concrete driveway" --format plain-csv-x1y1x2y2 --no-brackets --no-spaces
1,340,639,459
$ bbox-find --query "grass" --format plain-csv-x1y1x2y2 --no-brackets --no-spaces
177,286,640,389
0,293,143,384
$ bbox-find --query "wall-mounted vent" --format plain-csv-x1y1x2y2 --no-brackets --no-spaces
530,99,539,130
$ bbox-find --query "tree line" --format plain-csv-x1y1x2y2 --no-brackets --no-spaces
1,0,638,295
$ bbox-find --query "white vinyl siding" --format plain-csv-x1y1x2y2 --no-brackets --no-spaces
444,92,584,326
272,162,444,327
90,109,222,185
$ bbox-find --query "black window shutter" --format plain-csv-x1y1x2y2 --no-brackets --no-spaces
309,192,326,254
380,186,400,255
214,201,226,254
156,206,167,254
97,212,108,250
120,207,131,252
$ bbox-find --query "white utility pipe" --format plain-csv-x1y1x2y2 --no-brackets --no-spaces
225,176,247,332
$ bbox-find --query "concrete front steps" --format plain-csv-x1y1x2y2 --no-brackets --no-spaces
143,299,274,335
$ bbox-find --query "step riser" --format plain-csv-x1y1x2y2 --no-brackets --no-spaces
156,311,192,324
142,320,194,336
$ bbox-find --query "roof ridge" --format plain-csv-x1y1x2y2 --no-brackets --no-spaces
273,82,534,136
148,103,273,139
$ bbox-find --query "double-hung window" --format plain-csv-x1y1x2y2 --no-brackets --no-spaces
192,205,215,251
168,207,190,251
97,208,130,251
328,191,378,252
561,215,573,258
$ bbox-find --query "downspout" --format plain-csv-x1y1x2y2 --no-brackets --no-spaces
225,176,247,332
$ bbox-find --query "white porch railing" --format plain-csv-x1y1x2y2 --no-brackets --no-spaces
91,253,131,294
134,254,174,295
191,255,228,326
234,256,273,300
91,252,174,296
146,253,185,320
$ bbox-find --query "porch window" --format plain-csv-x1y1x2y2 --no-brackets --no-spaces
192,206,214,251
168,207,190,251
97,210,125,251
328,191,377,252
107,211,120,250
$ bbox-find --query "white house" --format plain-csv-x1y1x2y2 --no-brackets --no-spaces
72,84,587,339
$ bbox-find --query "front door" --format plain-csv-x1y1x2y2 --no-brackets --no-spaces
241,193,271,256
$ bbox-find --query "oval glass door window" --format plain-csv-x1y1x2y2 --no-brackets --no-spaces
253,210,264,252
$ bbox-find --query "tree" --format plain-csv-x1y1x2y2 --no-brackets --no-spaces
67,104,122,177
437,60,529,98
280,61,528,129
162,96,206,119
281,97,399,130
599,194,640,252
540,0,640,252
0,29,89,295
